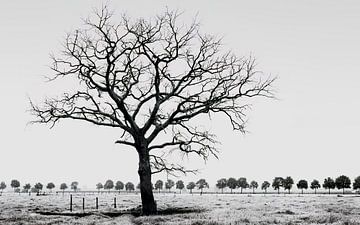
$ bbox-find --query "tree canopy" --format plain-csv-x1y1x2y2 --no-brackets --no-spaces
30,6,274,215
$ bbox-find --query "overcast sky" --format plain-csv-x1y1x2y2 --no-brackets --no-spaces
1,0,359,190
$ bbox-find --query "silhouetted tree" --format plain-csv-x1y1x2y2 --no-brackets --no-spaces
216,178,227,193
96,183,104,192
283,176,294,194
227,178,238,194
335,175,351,194
11,180,20,192
46,182,55,193
187,182,196,194
23,183,31,193
176,180,184,193
310,179,321,194
165,179,175,192
34,183,43,194
104,180,114,192
125,182,135,192
238,178,249,194
0,182,6,194
60,183,68,194
155,180,163,193
249,181,258,194
353,176,360,192
261,181,270,194
296,179,308,194
115,181,124,193
30,6,274,215
272,177,283,194
323,177,335,194
71,181,79,192
196,179,209,195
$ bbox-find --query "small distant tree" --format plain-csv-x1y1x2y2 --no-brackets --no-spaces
125,182,135,192
115,181,124,193
71,181,79,192
96,183,103,192
283,176,294,194
216,178,227,193
0,182,6,194
136,183,141,190
176,180,185,194
272,177,283,194
46,183,55,193
196,179,209,195
249,181,258,194
353,176,360,193
227,178,238,194
34,182,43,194
23,183,31,193
261,181,270,194
155,180,163,193
335,175,351,194
187,182,196,194
238,178,249,194
310,179,321,194
297,179,308,194
104,180,114,192
11,180,20,192
323,177,335,194
60,183,68,194
165,179,175,192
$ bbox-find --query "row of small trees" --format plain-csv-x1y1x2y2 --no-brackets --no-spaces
2,176,359,195
94,179,209,194
0,180,80,194
215,175,360,194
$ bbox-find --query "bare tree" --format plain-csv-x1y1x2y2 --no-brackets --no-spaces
30,7,274,215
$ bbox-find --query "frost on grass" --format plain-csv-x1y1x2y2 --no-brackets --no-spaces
1,193,360,224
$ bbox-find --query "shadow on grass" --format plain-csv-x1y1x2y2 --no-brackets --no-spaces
34,207,205,218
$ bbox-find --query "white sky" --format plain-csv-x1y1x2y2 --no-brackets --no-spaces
0,0,359,190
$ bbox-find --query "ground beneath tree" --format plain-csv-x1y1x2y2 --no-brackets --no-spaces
1,192,360,225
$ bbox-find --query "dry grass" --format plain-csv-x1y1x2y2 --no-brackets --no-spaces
1,193,360,224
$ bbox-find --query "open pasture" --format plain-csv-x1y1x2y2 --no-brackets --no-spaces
1,193,360,225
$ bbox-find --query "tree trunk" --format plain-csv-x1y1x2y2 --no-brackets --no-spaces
277,189,280,194
137,146,157,215
343,188,345,194
301,189,303,195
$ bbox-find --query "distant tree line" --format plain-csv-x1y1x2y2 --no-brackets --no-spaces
214,175,358,194
1,175,359,195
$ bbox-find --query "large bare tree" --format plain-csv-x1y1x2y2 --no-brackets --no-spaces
31,7,274,215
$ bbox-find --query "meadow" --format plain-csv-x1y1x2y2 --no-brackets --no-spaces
1,192,360,225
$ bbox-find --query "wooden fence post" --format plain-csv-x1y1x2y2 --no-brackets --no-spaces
96,197,98,210
114,197,116,208
82,198,85,211
70,194,73,212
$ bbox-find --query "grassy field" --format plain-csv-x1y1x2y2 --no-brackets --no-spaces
1,192,360,225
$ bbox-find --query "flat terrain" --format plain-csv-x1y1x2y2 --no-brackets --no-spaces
1,192,360,225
